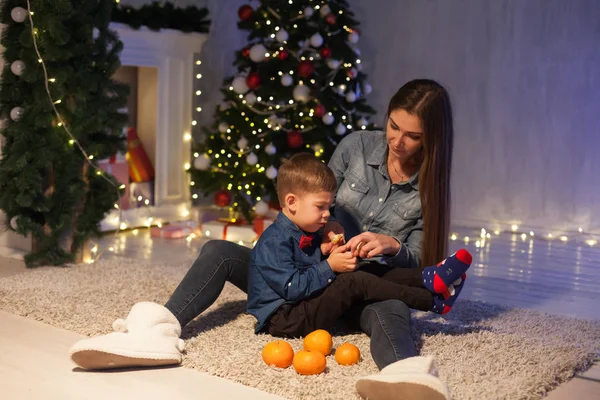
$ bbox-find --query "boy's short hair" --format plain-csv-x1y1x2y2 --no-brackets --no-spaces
276,153,337,204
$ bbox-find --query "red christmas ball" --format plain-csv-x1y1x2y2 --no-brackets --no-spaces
297,61,314,78
325,13,337,25
287,131,304,148
278,50,289,60
314,104,326,118
214,190,232,207
246,72,261,90
320,47,332,58
238,5,253,21
241,47,250,58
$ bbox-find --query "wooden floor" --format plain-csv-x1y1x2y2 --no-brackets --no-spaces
1,225,599,399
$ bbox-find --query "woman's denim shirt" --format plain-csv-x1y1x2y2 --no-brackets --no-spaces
328,130,422,268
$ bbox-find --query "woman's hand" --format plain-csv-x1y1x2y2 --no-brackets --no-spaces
346,232,401,259
321,221,345,255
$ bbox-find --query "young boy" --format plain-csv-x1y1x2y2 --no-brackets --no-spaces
246,153,471,338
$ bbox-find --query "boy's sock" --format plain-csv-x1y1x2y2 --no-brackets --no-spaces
431,274,466,314
422,248,472,296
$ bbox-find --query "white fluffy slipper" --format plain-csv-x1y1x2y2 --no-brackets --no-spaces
380,356,438,375
356,372,450,400
70,331,184,370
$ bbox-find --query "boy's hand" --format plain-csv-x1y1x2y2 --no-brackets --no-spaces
327,244,357,273
321,221,345,255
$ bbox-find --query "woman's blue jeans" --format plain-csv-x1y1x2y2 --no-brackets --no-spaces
165,240,416,370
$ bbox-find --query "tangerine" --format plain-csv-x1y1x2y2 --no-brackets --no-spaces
334,342,361,366
261,340,294,368
303,329,333,356
293,350,327,375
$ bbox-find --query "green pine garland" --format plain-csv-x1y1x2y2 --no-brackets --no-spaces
111,1,210,33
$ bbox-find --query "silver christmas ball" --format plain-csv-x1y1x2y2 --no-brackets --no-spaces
281,74,293,87
322,113,334,125
246,152,258,165
265,143,277,155
358,117,368,127
232,76,249,94
348,32,360,44
193,154,211,170
345,91,357,103
218,122,229,133
249,44,267,63
327,59,340,69
310,33,323,48
237,136,249,149
11,7,28,23
245,92,257,105
10,107,24,121
319,5,331,17
304,7,314,18
293,84,311,103
363,83,372,95
255,200,270,216
10,60,25,76
275,29,289,42
266,166,278,179
335,123,347,136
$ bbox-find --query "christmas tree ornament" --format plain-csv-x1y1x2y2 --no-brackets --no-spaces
297,60,314,78
232,76,249,94
335,122,347,136
322,113,334,125
246,72,261,90
249,44,267,62
320,47,332,58
347,68,358,78
265,143,277,155
293,84,311,102
357,63,363,71
214,190,232,207
348,31,360,44
194,154,211,170
304,7,314,18
327,59,340,69
10,60,25,76
278,50,289,60
314,104,326,118
312,143,324,152
219,101,231,111
241,47,251,58
281,74,293,87
346,91,357,103
255,200,270,216
363,82,372,95
10,216,18,230
10,7,28,23
238,5,254,21
246,152,258,165
266,166,278,179
325,14,336,25
309,33,323,48
275,29,289,42
358,117,368,127
245,92,257,105
10,107,24,121
287,130,303,148
319,5,331,17
218,122,229,133
237,136,249,149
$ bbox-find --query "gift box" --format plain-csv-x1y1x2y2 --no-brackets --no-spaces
98,153,130,210
127,127,155,183
129,181,155,208
253,217,275,236
150,221,201,239
201,218,257,243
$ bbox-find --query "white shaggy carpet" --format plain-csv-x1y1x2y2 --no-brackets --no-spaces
1,258,599,400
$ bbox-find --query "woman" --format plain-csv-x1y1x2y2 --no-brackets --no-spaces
70,79,454,399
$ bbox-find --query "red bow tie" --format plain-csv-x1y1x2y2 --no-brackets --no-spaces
299,234,314,249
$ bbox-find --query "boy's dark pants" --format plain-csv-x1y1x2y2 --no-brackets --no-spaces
266,263,432,338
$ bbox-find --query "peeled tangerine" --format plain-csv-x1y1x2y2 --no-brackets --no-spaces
293,350,327,375
262,340,294,369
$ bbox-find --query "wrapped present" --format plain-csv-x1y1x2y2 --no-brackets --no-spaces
129,181,154,208
253,217,275,236
201,218,257,243
150,221,200,239
98,154,130,210
127,127,155,183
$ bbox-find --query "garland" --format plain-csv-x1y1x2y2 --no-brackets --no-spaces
111,1,210,33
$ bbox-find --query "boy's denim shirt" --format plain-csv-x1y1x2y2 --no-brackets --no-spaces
247,212,336,333
328,130,423,269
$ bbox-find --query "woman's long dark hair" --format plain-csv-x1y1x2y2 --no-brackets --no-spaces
386,79,454,266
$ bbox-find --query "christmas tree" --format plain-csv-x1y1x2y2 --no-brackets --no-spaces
0,0,128,266
191,0,376,221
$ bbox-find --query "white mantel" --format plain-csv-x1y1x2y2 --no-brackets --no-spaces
100,23,208,231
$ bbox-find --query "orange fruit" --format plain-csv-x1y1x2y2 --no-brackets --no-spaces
335,342,361,366
293,350,327,375
262,340,294,368
303,329,333,356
